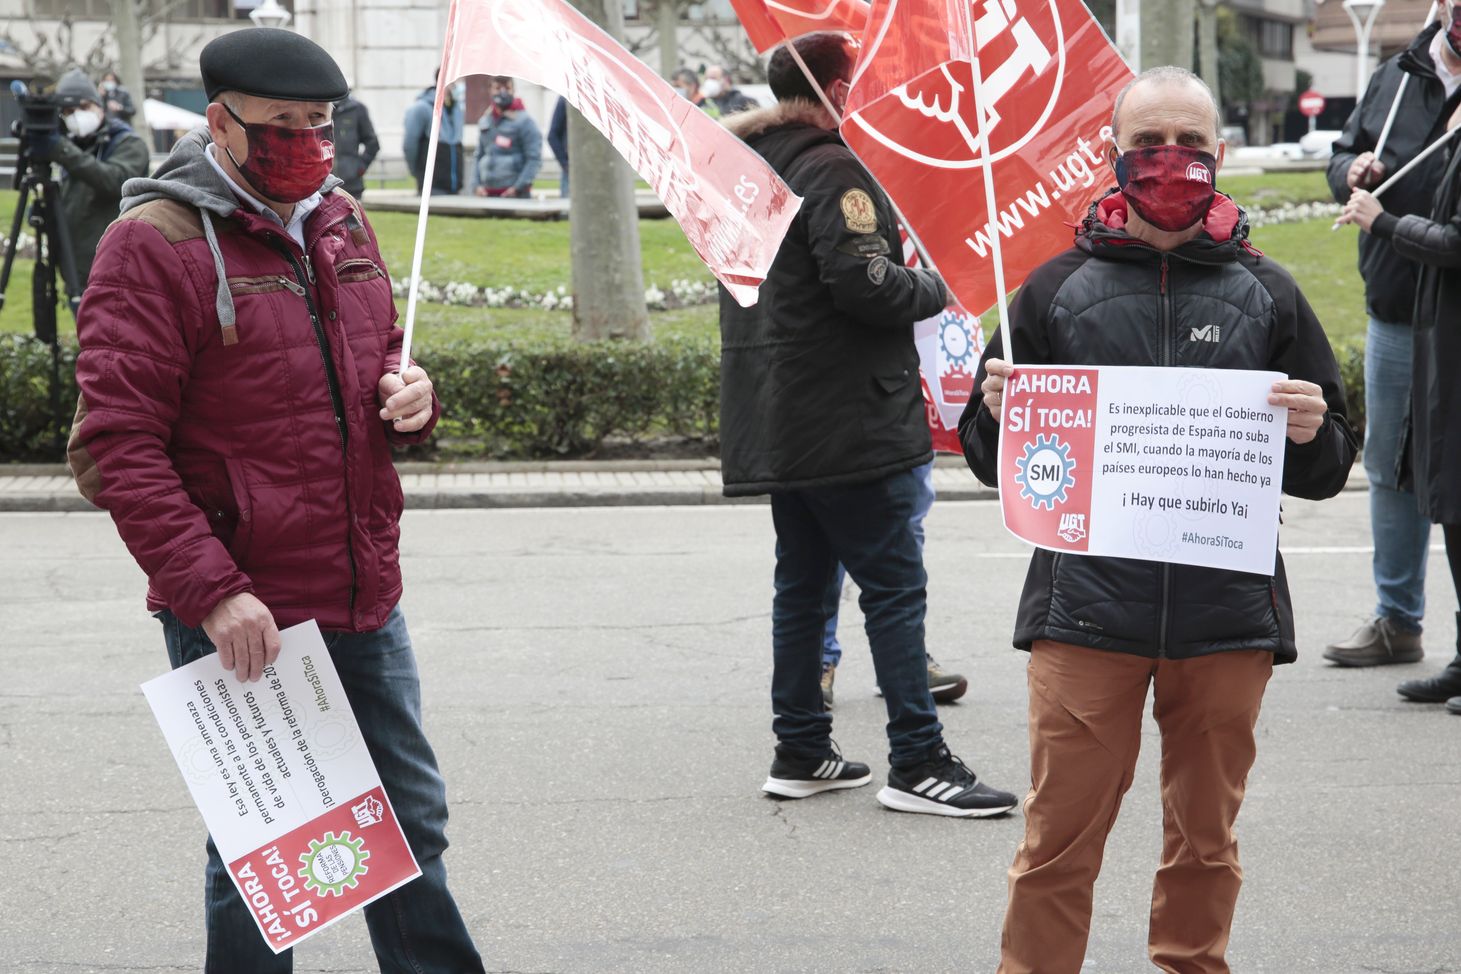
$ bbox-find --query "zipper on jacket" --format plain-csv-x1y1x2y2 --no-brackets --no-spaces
1158,253,1173,659
271,236,359,619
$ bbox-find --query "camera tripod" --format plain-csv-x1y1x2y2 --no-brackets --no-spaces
0,132,84,456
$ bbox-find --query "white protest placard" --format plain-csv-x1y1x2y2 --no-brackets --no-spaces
142,621,421,954
997,366,1288,576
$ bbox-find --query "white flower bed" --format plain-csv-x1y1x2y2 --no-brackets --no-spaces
1245,201,1342,229
392,276,713,312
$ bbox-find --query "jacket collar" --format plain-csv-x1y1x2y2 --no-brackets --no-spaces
1077,188,1254,264
1399,21,1444,80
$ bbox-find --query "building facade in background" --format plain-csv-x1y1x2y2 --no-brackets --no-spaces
0,0,755,184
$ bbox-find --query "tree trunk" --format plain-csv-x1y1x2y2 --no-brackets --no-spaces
1140,0,1195,73
111,0,152,149
567,0,650,342
1197,0,1222,112
657,1,679,79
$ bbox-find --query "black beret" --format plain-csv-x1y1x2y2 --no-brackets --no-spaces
200,28,348,102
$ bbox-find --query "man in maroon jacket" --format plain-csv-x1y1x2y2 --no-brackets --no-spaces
68,30,485,973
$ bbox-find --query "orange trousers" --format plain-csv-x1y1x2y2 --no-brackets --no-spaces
997,641,1273,974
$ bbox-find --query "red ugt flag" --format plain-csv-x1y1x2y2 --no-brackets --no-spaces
840,0,1133,317
729,0,873,53
437,0,802,306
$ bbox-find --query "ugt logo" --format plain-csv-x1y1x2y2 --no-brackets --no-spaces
1185,161,1211,183
848,0,1064,169
1057,512,1087,543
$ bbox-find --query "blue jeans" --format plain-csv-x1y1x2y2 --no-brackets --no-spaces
1364,318,1431,631
158,606,484,974
822,460,936,666
771,467,944,767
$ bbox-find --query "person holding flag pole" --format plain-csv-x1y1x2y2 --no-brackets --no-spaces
762,22,976,710
719,31,1018,818
1339,27,1461,716
1323,0,1459,669
963,67,1356,973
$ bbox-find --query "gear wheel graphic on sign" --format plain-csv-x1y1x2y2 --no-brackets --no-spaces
1014,433,1077,510
939,311,975,370
299,831,370,897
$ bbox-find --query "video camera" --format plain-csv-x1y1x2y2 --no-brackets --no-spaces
9,81,65,162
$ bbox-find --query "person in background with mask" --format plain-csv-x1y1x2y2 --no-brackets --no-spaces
964,66,1355,973
1321,1,1461,669
403,67,465,195
331,82,380,198
703,64,758,116
472,75,542,198
68,29,485,973
671,67,721,118
32,68,149,286
99,70,136,124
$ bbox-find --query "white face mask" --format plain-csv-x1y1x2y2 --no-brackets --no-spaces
65,108,103,140
701,78,724,98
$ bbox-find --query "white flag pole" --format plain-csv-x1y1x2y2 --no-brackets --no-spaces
398,1,460,375
1331,0,1441,231
396,100,443,376
963,23,1014,367
1372,2,1439,164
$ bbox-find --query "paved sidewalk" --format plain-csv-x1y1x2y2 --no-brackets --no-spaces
0,458,1004,511
0,457,1369,512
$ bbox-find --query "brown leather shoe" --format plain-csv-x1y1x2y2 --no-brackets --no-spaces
1323,617,1424,667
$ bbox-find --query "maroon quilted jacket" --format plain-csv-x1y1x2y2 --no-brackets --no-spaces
69,131,438,632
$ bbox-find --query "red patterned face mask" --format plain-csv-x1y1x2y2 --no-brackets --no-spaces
224,105,335,204
1113,145,1217,232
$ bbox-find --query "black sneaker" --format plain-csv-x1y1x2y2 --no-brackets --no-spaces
877,744,1017,818
762,744,871,799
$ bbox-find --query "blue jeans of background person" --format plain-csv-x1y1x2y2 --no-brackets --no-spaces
822,459,936,666
559,167,570,198
1364,317,1431,631
158,605,485,974
771,467,944,767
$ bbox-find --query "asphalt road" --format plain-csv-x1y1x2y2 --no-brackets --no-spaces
2,492,1458,973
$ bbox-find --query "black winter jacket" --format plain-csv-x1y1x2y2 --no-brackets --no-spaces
1328,23,1461,325
961,192,1357,664
1373,136,1461,522
718,102,946,496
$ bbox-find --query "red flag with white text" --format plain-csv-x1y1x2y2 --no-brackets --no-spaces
728,0,873,53
436,0,802,306
840,0,1133,317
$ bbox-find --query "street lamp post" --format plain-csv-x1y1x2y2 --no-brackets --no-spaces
248,0,293,29
1343,0,1387,98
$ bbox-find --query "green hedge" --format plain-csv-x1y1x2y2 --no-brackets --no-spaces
0,334,719,461
0,333,1365,462
1,335,79,462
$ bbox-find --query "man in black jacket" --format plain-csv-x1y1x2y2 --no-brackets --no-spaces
331,90,381,198
964,67,1355,973
720,33,1016,818
1323,12,1460,668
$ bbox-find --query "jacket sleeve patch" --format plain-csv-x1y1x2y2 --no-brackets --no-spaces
836,233,892,258
867,255,890,285
840,189,879,234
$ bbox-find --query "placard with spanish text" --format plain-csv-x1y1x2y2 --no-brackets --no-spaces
142,621,421,954
997,366,1288,575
